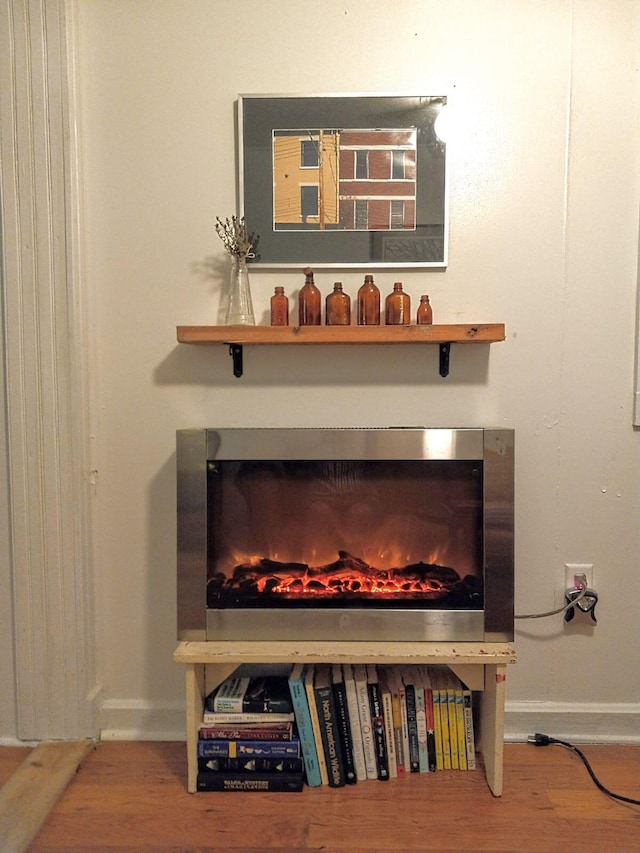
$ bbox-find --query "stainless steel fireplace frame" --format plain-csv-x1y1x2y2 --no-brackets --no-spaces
177,427,514,643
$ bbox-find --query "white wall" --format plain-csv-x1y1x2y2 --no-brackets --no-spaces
72,0,640,740
0,298,16,739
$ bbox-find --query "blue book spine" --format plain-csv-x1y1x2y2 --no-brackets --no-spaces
197,737,300,758
288,664,322,787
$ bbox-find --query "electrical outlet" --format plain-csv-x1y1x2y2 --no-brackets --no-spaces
565,562,594,591
564,562,598,625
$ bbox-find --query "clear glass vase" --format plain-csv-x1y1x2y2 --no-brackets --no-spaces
225,255,255,325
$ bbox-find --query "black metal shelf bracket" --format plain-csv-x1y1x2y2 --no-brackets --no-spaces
229,341,452,378
439,342,451,378
229,344,243,378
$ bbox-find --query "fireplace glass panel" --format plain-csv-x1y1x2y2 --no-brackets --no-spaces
207,458,483,611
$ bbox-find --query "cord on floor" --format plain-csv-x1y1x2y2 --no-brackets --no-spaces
528,733,640,806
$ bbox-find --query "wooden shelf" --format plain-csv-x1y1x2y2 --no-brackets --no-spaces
173,640,516,796
176,323,506,377
177,323,505,346
173,640,516,667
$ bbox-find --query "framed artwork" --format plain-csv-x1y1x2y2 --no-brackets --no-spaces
238,93,448,269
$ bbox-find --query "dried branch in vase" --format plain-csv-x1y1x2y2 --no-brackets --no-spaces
215,215,260,260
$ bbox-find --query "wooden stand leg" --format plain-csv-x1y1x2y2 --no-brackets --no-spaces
478,663,507,797
185,663,205,793
184,660,241,792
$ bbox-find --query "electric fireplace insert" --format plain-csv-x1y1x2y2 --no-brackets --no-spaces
177,427,514,642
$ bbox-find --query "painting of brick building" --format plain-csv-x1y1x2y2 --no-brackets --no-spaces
272,128,417,232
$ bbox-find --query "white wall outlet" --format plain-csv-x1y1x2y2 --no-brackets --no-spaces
565,562,594,591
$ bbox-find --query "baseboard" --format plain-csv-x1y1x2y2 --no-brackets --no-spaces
98,698,640,744
505,701,640,744
99,699,186,741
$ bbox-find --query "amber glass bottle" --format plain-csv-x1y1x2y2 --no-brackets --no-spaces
416,294,433,325
385,282,411,325
298,267,321,325
357,274,380,325
325,282,351,325
270,286,289,326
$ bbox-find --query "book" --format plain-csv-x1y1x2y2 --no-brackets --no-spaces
196,771,303,792
385,666,406,776
396,666,411,774
313,664,345,787
414,669,429,773
450,671,467,771
197,737,300,759
304,664,329,785
199,723,293,740
378,668,398,778
343,663,367,782
210,673,252,712
353,663,377,780
198,756,303,773
331,664,357,784
418,665,437,772
462,681,476,771
444,669,459,770
288,663,322,787
431,667,450,770
205,673,294,718
202,709,295,725
400,667,420,773
366,664,389,781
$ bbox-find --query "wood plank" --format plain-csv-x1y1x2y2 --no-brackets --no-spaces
478,663,507,796
176,323,506,345
184,663,204,794
173,640,517,666
0,740,94,853
0,747,31,787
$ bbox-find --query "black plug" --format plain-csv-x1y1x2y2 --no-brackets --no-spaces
527,733,553,746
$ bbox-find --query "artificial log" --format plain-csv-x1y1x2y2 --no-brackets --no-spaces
208,550,483,608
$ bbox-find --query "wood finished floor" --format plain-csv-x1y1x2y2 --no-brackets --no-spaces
1,741,639,852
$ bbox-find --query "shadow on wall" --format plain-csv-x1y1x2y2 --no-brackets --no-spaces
153,342,495,388
145,452,184,709
191,255,230,326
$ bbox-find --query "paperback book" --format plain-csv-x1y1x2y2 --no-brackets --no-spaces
206,671,294,715
366,664,389,781
197,737,301,759
288,663,323,787
432,667,451,769
414,672,429,773
400,667,420,773
198,756,303,773
452,671,467,771
343,663,367,782
384,666,406,776
443,669,459,770
304,664,329,785
331,664,357,784
353,663,377,780
196,772,304,792
378,668,398,778
198,723,293,740
417,665,437,772
313,664,346,787
462,681,477,771
428,665,444,771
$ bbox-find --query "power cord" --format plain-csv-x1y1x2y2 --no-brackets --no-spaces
528,733,640,806
515,583,587,620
